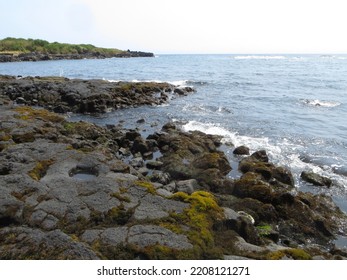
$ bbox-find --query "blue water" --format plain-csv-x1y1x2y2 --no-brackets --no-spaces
1,54,347,212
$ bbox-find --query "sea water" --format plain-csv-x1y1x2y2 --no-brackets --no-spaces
1,54,347,215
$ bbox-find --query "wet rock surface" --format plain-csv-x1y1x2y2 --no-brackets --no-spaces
0,95,346,259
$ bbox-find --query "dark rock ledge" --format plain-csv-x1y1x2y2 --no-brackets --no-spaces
0,75,195,114
0,95,346,259
0,50,154,63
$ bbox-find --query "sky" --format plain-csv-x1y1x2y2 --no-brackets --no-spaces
1,0,347,54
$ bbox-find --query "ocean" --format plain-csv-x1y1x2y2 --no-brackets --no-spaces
1,54,347,214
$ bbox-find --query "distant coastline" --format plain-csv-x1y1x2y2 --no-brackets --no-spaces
0,37,154,62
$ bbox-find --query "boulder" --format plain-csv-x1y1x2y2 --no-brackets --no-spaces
233,145,250,155
301,171,332,187
239,151,294,188
157,125,231,192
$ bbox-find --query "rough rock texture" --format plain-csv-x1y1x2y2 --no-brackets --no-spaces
150,124,233,193
0,75,195,114
0,97,346,260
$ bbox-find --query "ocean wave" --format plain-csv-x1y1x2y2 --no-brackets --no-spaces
181,121,280,155
181,121,347,190
301,99,341,108
103,78,120,83
231,81,259,87
182,105,231,115
186,80,209,86
234,55,286,60
102,78,206,88
318,55,347,60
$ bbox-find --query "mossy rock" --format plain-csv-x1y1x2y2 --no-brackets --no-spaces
28,159,54,181
134,180,157,194
239,159,273,180
192,152,231,175
11,132,36,143
140,244,200,260
233,173,273,203
0,133,12,141
226,197,279,224
14,106,64,123
106,205,133,225
170,191,224,258
266,248,312,260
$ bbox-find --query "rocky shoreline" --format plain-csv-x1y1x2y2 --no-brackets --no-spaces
0,75,195,114
0,82,347,259
0,50,154,63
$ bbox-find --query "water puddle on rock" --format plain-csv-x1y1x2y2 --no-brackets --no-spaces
333,235,347,249
71,172,97,181
69,165,99,181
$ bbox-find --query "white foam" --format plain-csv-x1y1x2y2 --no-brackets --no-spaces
181,121,347,189
104,78,120,83
102,79,190,88
234,55,286,60
170,80,189,87
182,121,280,156
302,99,341,108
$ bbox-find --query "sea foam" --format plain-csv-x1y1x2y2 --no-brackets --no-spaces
301,99,341,108
234,55,286,60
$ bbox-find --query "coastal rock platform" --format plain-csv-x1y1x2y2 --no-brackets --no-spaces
0,91,346,259
0,75,195,114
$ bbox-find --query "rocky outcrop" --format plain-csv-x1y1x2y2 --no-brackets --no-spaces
0,50,154,63
149,124,233,193
0,99,346,260
0,75,195,114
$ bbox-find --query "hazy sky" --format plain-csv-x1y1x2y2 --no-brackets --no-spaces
1,0,347,54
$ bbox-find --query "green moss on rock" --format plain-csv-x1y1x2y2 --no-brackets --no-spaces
135,180,157,195
170,191,224,258
266,248,312,260
28,159,54,181
14,106,64,123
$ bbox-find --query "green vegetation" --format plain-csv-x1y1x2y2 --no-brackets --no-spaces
28,159,54,181
169,191,224,258
0,37,124,55
266,248,312,260
256,224,272,237
14,106,65,123
135,180,157,195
